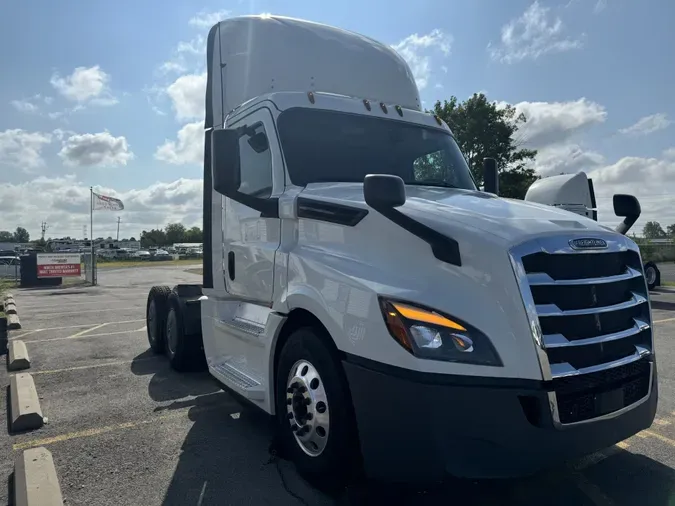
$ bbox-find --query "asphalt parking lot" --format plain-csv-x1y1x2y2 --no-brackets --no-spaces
1,265,675,505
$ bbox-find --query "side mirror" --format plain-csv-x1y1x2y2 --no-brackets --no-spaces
212,129,241,195
613,194,641,235
483,158,499,195
364,174,406,209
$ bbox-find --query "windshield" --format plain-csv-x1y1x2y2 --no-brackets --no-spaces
277,108,477,190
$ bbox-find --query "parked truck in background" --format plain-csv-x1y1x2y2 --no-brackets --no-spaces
145,15,658,486
525,172,662,290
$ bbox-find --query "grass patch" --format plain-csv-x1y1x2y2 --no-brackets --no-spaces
97,259,201,269
663,281,675,287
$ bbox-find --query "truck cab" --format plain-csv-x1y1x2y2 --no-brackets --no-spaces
146,15,657,486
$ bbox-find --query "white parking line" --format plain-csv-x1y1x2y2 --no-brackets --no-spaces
30,327,147,343
19,300,137,310
10,319,145,339
29,307,140,317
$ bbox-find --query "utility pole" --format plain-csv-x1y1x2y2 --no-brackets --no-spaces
116,217,121,242
83,225,88,240
40,221,49,241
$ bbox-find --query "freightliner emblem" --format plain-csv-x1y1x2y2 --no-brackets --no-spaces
569,238,608,250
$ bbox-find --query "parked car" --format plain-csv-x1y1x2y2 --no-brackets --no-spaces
0,255,20,278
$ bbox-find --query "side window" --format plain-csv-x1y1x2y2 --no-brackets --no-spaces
238,123,273,199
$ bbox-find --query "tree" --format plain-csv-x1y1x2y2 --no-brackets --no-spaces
643,221,666,239
129,237,137,242
165,223,187,245
184,226,203,243
0,231,13,242
141,229,167,247
667,224,675,238
13,227,30,242
431,93,539,199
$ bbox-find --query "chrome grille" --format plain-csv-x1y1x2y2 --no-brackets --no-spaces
510,235,654,426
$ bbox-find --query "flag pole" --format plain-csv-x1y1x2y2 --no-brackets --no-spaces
90,187,96,285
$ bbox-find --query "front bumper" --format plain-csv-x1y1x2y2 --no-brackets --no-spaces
343,355,657,482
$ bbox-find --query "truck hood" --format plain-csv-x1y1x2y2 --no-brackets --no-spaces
299,183,615,245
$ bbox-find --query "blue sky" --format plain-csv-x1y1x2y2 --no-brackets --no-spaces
1,0,674,239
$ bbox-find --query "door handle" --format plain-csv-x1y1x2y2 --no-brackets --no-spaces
228,251,235,280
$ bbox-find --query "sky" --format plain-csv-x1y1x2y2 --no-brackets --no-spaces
1,0,674,240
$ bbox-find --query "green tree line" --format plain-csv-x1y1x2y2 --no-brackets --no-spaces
141,223,203,247
642,221,675,239
0,227,30,243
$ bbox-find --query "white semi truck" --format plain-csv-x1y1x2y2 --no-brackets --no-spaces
525,172,662,290
146,15,657,485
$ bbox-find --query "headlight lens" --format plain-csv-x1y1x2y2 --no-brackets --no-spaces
378,297,502,366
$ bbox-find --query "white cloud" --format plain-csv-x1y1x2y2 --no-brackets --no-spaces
188,10,231,29
10,95,56,115
0,176,203,239
58,132,134,167
392,29,452,90
619,113,671,136
663,148,675,159
166,73,207,120
533,143,605,177
155,121,204,165
11,99,39,113
50,66,117,105
0,129,52,170
489,1,583,64
506,98,607,149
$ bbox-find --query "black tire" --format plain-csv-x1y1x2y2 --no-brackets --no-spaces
146,285,172,354
644,262,659,291
275,327,359,490
165,293,205,372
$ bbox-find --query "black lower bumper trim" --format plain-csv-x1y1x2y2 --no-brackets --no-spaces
342,355,657,482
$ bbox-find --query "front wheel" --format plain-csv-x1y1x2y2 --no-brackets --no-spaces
275,327,359,489
645,262,659,291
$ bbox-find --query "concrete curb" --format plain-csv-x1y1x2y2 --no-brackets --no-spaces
14,447,64,506
10,373,44,432
8,340,31,371
8,313,22,330
4,302,17,315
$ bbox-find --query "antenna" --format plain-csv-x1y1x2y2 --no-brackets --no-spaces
116,217,121,241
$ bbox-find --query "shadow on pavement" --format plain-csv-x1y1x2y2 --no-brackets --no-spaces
651,298,675,312
129,351,675,506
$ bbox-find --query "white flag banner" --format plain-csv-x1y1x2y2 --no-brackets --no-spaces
93,192,124,211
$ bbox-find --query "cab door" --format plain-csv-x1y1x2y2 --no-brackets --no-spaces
222,107,283,304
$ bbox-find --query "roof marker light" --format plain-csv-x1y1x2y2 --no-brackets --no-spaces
395,105,403,117
363,99,371,111
308,92,315,104
380,102,388,114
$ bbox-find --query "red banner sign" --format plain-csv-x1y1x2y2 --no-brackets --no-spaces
37,253,82,278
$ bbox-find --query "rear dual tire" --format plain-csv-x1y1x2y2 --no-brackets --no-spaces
146,286,205,371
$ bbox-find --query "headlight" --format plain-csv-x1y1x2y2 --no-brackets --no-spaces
378,297,502,366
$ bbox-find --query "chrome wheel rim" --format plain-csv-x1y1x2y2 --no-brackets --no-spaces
286,360,330,457
646,266,656,286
